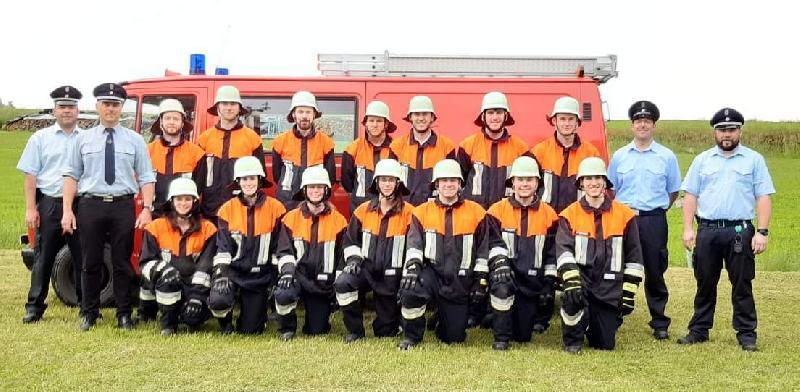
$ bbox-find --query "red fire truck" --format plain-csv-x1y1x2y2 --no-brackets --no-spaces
20,52,618,306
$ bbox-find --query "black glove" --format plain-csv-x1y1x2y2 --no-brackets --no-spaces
213,277,232,295
561,276,585,311
539,276,555,307
160,266,181,286
491,265,513,284
343,258,361,275
620,282,636,316
139,260,158,290
470,273,489,303
183,299,203,318
400,263,421,291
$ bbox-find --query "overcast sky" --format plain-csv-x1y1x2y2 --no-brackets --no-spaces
2,0,798,121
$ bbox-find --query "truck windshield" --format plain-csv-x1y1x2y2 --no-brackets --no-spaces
242,96,357,153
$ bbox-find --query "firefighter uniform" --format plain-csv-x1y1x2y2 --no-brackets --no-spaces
531,134,601,214
334,159,414,340
556,159,644,351
398,160,490,347
139,209,217,333
679,108,775,351
18,85,84,322
147,99,205,215
486,195,559,345
390,132,457,206
196,86,265,221
341,101,397,214
273,199,348,336
608,101,681,337
272,91,337,211
458,92,530,209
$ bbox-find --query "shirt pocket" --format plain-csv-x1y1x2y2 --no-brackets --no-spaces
733,164,753,187
644,161,667,193
699,161,721,188
116,144,136,168
615,161,636,186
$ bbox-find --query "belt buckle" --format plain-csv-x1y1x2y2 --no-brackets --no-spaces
102,195,114,203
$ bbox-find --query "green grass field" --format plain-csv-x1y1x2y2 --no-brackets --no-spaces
1,250,798,390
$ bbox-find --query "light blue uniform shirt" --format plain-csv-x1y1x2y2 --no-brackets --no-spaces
681,144,775,220
608,140,682,211
17,124,83,197
62,124,156,196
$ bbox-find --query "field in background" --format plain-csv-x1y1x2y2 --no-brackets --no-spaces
2,122,799,269
1,250,798,390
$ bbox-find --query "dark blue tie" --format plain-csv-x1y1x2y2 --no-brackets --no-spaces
105,128,115,185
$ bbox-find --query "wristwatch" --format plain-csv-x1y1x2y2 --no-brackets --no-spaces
757,228,769,236
143,204,154,212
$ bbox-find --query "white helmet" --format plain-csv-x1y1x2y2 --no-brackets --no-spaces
575,157,613,189
430,159,463,191
167,177,199,200
207,85,249,116
403,95,436,122
548,96,582,125
504,156,541,187
151,98,193,135
362,100,397,133
293,165,332,201
369,158,409,196
233,156,265,180
287,91,322,122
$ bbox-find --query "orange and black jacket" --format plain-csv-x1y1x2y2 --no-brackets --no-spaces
213,191,286,290
271,126,336,206
140,217,218,301
390,131,457,206
341,136,396,213
275,202,348,296
531,133,601,213
342,199,414,296
486,197,559,297
404,197,489,303
147,136,205,211
555,197,644,308
196,122,266,219
457,129,530,209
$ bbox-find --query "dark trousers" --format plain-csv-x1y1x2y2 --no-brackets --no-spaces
209,281,269,334
400,267,470,344
275,283,333,335
26,195,82,314
77,197,135,318
533,294,555,330
562,295,623,350
159,286,211,330
689,223,757,345
334,271,401,337
493,291,542,343
636,212,671,331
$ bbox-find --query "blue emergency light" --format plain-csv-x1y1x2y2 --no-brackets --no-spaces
215,67,229,75
190,54,206,75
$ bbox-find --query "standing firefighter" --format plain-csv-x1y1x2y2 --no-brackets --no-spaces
334,159,414,342
390,96,457,206
678,108,774,352
397,159,490,350
486,156,559,350
341,100,397,214
457,91,530,209
18,85,84,323
273,166,348,341
530,96,601,333
147,99,204,215
556,157,644,353
62,82,156,331
196,86,265,222
608,101,681,340
272,91,336,210
208,156,285,334
138,178,217,336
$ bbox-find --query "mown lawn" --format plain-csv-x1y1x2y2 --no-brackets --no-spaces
1,250,798,390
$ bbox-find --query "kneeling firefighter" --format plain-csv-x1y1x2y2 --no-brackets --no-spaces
208,156,286,334
138,177,218,335
273,166,348,341
334,158,414,342
397,159,491,349
556,157,644,352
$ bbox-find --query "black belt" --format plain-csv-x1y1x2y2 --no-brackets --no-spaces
83,194,135,202
41,195,63,202
637,208,666,216
697,218,752,228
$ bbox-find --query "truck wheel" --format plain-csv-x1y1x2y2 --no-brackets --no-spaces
51,244,115,307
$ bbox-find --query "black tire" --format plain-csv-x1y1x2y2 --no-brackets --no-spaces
51,244,115,307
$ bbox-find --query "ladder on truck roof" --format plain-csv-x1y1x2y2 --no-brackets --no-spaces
317,51,618,83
